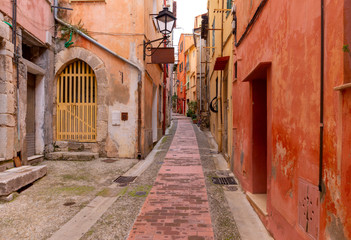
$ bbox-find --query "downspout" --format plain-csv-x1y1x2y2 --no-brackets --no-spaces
53,0,143,158
162,0,167,135
219,0,224,151
319,0,325,194
12,0,21,147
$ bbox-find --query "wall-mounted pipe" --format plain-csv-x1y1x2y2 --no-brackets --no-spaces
53,0,143,158
319,0,325,194
12,0,20,145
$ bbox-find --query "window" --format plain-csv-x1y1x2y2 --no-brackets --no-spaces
179,41,183,53
234,62,238,79
179,63,183,72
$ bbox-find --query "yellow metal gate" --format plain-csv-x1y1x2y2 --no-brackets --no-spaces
57,60,97,142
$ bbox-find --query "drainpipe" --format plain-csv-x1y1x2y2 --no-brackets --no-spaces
162,0,167,135
12,0,20,146
319,0,325,194
53,0,143,158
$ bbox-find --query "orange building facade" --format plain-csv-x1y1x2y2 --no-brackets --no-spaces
232,0,351,239
176,33,193,114
54,0,168,159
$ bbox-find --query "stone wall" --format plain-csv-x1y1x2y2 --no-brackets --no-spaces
0,20,15,162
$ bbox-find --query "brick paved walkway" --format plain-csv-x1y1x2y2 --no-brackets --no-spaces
127,117,214,240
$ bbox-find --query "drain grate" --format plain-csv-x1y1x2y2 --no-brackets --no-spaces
212,177,237,185
113,176,137,184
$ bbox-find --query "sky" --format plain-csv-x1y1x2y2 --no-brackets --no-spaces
172,0,208,47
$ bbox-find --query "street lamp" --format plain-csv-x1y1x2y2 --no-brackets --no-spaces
143,7,176,60
143,6,176,135
155,7,176,35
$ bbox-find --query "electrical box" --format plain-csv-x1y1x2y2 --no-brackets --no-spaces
298,178,320,240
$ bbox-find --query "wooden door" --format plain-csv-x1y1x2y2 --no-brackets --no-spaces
26,73,36,157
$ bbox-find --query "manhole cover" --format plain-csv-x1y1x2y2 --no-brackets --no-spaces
113,176,137,184
63,201,76,206
212,177,237,185
135,191,146,196
102,159,118,163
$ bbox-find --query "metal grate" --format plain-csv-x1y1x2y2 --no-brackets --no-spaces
212,177,237,185
57,60,97,142
113,176,136,184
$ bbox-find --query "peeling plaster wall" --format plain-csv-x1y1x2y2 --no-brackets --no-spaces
55,0,164,159
0,2,54,169
1,0,54,44
233,0,349,239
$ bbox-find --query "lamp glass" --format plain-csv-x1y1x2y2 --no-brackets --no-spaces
156,7,176,35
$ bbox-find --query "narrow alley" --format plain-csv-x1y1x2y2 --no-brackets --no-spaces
1,0,351,239
0,115,271,239
128,115,215,239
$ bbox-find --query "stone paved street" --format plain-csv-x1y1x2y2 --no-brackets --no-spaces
0,115,271,240
128,116,214,239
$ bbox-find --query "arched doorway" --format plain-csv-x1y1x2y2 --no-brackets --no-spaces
56,60,97,142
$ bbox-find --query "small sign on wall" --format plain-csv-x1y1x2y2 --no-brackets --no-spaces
121,112,128,121
112,111,121,126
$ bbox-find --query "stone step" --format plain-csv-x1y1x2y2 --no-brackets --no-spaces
54,141,94,152
0,165,47,196
46,152,99,161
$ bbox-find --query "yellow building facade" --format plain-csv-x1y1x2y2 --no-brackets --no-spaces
207,0,234,162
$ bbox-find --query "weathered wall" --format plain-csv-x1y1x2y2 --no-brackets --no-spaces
1,0,54,44
321,0,350,239
233,0,350,239
55,0,163,158
0,4,54,168
0,20,15,163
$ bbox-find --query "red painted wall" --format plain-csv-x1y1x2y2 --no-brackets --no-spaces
233,0,349,239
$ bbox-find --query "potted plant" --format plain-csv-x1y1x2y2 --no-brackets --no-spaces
192,114,197,124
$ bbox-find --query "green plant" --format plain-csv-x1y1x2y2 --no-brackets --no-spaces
343,44,350,53
59,19,90,48
187,101,197,113
186,109,194,117
343,44,351,58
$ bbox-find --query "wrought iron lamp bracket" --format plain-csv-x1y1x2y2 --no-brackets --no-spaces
143,35,170,60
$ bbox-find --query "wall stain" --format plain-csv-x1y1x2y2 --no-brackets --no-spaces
327,214,347,240
272,165,277,180
107,73,130,105
240,151,244,166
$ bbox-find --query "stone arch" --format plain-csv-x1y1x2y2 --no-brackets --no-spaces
54,47,108,143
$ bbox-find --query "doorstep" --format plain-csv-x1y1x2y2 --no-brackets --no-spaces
246,192,268,216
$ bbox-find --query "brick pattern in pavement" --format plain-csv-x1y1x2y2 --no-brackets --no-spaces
127,118,214,240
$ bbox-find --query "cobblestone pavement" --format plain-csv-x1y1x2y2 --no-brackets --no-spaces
127,117,215,239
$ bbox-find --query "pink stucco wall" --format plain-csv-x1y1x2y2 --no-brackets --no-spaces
1,0,54,44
